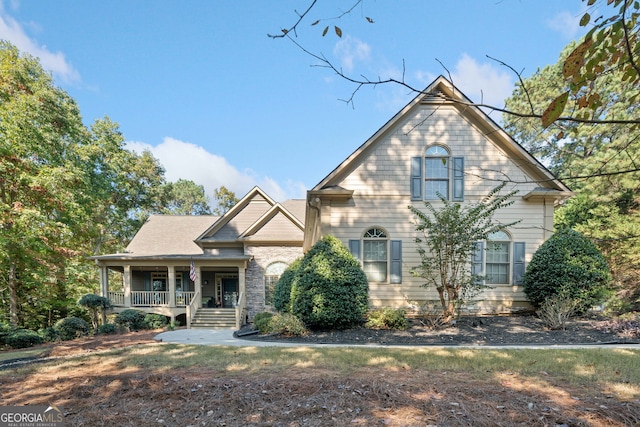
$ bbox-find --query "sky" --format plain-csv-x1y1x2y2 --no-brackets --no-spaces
0,0,590,204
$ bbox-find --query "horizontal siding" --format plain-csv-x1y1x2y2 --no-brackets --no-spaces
216,199,272,240
251,212,304,241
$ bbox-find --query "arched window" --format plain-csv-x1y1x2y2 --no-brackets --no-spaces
363,228,388,282
424,145,450,200
264,261,288,306
410,145,464,201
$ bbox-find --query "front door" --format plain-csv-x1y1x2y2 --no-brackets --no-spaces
222,277,239,308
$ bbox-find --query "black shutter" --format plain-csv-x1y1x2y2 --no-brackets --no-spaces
513,242,526,285
471,242,484,284
349,239,361,260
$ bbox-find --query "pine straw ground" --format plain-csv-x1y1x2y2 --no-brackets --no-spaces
0,321,639,427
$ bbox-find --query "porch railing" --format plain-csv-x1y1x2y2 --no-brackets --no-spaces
186,290,200,329
108,291,195,308
235,291,247,329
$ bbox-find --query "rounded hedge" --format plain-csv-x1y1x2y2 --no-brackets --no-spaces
144,313,168,329
523,228,612,313
290,235,369,330
115,309,147,331
272,259,302,313
54,317,90,341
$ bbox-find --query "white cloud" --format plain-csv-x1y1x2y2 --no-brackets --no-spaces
0,2,80,84
414,54,514,111
126,137,306,204
333,35,371,73
547,10,582,40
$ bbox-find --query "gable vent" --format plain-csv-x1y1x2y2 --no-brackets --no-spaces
420,90,448,104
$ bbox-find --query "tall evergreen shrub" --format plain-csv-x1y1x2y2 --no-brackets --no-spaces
290,235,369,330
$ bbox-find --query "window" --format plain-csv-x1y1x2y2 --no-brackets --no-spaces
363,228,388,282
411,145,464,201
472,233,526,285
485,231,510,284
264,262,288,306
424,146,449,200
349,229,402,284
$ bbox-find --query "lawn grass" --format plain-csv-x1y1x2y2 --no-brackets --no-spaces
88,343,639,398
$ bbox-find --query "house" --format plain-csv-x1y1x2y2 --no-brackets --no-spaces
93,76,572,327
92,187,306,328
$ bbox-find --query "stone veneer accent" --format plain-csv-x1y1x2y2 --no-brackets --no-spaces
244,245,303,321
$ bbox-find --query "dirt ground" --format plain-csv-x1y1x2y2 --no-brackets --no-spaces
1,317,639,426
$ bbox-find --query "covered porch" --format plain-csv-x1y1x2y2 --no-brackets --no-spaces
94,256,251,329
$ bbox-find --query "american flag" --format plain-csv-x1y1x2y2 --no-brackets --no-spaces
189,258,197,282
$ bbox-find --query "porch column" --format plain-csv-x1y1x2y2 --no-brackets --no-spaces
194,266,202,309
124,265,132,307
168,266,176,307
100,265,109,297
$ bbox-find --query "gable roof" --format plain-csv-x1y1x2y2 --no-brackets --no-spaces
196,186,306,245
124,214,217,257
311,75,571,194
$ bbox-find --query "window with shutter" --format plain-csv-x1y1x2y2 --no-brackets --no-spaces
411,145,464,201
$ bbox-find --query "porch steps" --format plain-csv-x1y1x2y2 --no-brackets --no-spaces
190,308,236,329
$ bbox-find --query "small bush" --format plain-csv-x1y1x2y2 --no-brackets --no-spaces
115,309,147,331
54,317,90,341
523,229,612,313
365,308,409,330
537,294,578,330
290,235,369,330
273,259,302,313
0,322,11,346
38,327,59,343
267,313,307,336
144,313,168,329
254,312,275,333
96,323,118,335
5,330,43,349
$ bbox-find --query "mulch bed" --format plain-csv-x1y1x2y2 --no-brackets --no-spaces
237,314,640,346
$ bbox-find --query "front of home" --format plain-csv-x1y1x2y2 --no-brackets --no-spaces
93,76,572,327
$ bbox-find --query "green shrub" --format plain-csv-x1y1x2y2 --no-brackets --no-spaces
5,330,43,349
267,313,307,336
254,312,275,333
523,229,613,313
54,317,89,341
290,235,369,330
114,309,147,331
96,323,117,335
273,259,302,313
38,327,59,343
144,313,168,329
78,294,111,330
365,308,409,330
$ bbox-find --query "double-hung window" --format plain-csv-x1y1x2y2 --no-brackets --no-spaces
349,229,402,284
411,145,464,201
472,231,526,285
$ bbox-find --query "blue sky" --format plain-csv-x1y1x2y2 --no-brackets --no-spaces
1,1,588,203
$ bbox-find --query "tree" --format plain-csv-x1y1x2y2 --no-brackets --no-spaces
290,235,369,330
159,179,211,215
271,0,640,127
503,41,640,304
78,294,111,330
212,186,239,215
409,184,519,321
523,229,612,313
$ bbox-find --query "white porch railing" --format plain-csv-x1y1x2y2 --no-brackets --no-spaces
108,291,124,306
175,291,195,307
108,291,196,307
235,291,247,329
186,290,200,329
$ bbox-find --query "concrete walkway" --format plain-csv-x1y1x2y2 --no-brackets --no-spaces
154,329,640,349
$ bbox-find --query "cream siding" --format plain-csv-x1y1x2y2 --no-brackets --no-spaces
320,104,555,313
